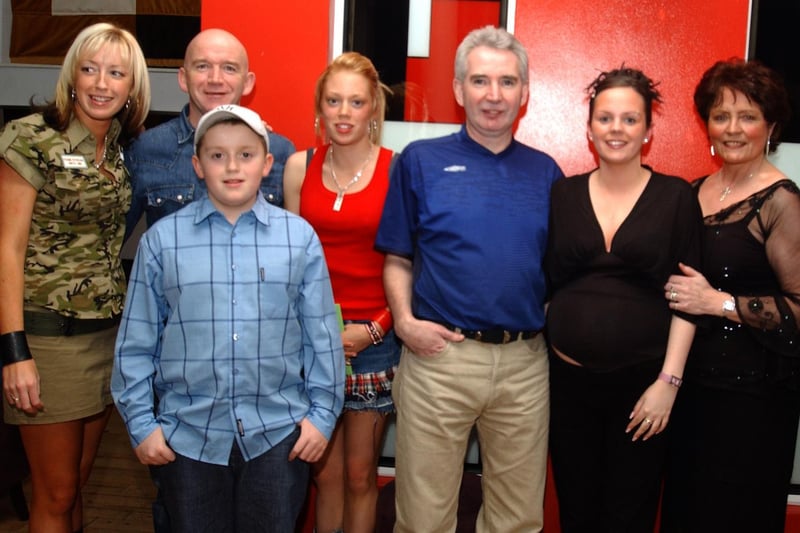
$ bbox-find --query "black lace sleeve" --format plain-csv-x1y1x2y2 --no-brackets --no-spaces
736,181,800,357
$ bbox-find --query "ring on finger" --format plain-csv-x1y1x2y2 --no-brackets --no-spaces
644,418,652,425
669,290,678,301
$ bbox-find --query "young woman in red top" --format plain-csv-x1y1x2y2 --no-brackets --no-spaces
283,52,399,533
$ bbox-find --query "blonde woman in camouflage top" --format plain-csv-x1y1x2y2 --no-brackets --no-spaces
0,23,150,533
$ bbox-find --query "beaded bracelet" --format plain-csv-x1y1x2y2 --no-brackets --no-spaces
1,331,33,367
364,321,383,345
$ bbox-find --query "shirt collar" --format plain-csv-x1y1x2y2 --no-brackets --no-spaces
65,116,122,149
457,124,517,157
193,193,272,226
177,104,194,146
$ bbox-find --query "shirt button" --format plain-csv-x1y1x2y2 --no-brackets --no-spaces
267,193,274,201
176,194,183,201
233,333,239,341
232,299,237,305
231,264,237,271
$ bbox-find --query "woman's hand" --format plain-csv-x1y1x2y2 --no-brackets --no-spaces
626,380,678,441
665,262,723,316
3,359,44,414
341,323,374,358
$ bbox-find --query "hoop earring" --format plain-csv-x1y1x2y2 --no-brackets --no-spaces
710,144,715,157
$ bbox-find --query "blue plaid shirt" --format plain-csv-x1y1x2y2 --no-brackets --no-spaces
112,195,344,465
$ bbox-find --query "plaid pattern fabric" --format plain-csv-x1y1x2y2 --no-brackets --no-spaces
345,366,396,411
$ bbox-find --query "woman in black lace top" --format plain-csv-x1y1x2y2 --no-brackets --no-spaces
661,59,800,533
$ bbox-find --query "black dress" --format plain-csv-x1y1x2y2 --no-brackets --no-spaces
662,178,800,533
547,170,702,370
546,170,703,533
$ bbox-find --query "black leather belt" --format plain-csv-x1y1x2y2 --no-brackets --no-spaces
441,323,541,344
24,309,120,337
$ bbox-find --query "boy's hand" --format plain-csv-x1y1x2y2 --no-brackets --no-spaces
134,426,176,465
289,418,329,463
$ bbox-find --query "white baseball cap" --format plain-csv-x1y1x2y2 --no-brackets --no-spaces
193,104,270,154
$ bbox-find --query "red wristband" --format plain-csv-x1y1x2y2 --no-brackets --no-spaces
372,307,392,335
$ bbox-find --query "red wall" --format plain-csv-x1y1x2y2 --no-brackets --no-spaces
203,0,748,179
200,0,330,150
514,0,750,178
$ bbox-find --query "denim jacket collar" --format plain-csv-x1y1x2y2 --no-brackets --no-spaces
176,104,194,147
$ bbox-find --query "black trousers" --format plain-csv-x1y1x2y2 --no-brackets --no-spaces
661,380,800,533
549,355,667,533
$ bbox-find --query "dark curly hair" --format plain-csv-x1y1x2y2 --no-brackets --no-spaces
587,66,662,127
694,58,791,153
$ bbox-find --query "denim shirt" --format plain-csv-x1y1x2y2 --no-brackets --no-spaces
124,104,295,240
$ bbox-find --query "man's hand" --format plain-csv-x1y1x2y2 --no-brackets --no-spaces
395,317,464,357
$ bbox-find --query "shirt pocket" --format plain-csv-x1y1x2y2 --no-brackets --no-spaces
145,184,195,220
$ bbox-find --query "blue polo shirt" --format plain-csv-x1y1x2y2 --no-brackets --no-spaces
375,126,562,331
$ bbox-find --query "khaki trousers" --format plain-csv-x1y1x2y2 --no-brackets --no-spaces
392,335,549,533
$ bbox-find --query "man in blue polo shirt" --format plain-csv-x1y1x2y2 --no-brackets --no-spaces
375,25,562,532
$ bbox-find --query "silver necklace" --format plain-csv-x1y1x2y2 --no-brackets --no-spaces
328,145,372,211
93,134,109,170
719,161,760,202
719,182,737,202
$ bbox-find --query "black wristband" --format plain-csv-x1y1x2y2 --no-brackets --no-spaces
1,331,33,366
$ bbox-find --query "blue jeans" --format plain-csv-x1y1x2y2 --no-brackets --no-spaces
150,427,309,532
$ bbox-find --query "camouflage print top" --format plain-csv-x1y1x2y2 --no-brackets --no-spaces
0,113,130,319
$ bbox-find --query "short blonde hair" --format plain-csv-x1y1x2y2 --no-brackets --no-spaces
52,23,150,142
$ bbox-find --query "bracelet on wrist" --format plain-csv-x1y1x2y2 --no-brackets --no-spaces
722,295,736,316
364,322,383,345
1,331,33,367
658,371,683,388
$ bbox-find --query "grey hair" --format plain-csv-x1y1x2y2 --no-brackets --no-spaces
454,25,529,85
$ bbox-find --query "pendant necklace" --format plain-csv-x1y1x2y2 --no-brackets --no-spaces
719,161,760,202
719,183,735,202
329,144,372,211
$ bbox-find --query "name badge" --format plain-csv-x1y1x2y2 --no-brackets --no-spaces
61,154,88,169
